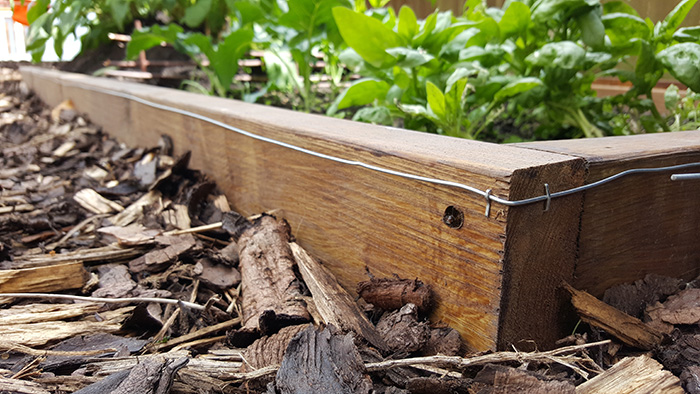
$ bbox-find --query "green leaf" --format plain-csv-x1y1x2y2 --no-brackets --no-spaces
602,1,639,17
494,77,543,101
280,0,345,32
445,75,468,119
333,78,390,111
634,40,663,92
498,1,531,38
210,28,254,89
576,8,604,49
352,106,392,125
183,0,213,28
109,0,130,32
26,0,49,25
531,0,598,24
601,13,650,47
386,47,434,68
333,7,405,68
397,6,418,40
126,24,183,60
664,84,680,111
235,1,265,25
426,82,446,121
368,0,390,9
654,0,699,41
525,41,585,69
657,43,700,92
674,26,700,42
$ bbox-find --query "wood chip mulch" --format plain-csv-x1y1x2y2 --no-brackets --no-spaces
1,68,699,393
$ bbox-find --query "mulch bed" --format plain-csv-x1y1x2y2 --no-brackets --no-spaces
1,67,699,393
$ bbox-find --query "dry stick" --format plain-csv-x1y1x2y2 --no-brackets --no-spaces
164,222,223,236
172,335,227,352
0,293,206,310
47,213,109,249
0,203,35,214
364,340,611,373
152,317,242,351
0,341,117,357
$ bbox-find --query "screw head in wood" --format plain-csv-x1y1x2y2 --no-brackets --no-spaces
442,206,463,229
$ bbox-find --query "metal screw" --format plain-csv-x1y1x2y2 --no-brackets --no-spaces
443,206,464,229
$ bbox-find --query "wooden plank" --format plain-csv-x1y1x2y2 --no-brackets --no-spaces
517,132,700,297
20,66,585,351
0,261,87,293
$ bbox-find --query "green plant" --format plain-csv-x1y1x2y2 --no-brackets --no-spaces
25,0,238,62
665,85,700,131
329,0,700,141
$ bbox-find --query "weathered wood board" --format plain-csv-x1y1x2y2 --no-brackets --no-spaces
29,66,696,353
518,133,700,297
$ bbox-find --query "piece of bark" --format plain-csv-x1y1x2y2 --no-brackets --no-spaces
162,204,191,230
376,303,430,354
41,333,148,372
0,377,51,394
238,215,309,334
656,331,700,375
475,364,575,394
221,211,253,241
646,288,700,326
98,224,160,246
73,356,188,394
0,303,101,325
128,234,197,273
681,366,700,394
576,356,684,394
194,257,241,291
563,283,663,350
357,277,433,314
244,324,311,370
11,244,142,269
0,261,87,292
603,274,684,319
0,307,132,346
291,242,386,350
420,325,463,356
267,325,372,394
407,376,474,394
108,190,162,227
92,264,137,298
74,188,124,214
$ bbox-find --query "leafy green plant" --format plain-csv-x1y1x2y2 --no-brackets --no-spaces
330,0,700,141
25,0,239,62
665,85,700,131
126,23,253,96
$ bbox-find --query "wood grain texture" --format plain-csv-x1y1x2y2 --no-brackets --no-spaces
21,67,589,351
518,132,700,297
0,261,87,293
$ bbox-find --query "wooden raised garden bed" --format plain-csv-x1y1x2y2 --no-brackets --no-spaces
20,66,700,352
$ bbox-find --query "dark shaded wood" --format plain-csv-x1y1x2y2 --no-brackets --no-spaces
268,325,373,394
563,283,663,350
357,277,433,314
291,242,386,350
238,215,310,334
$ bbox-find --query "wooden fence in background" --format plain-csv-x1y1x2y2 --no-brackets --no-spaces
390,0,700,23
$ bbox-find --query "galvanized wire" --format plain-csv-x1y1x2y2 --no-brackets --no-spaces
62,80,700,212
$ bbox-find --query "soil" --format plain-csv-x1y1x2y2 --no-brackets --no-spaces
1,67,700,393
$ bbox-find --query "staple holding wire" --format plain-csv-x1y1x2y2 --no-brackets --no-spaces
60,79,700,212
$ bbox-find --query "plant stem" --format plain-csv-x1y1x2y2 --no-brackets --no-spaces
648,91,671,132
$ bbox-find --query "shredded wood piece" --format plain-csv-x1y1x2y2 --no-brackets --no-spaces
0,292,206,310
0,341,117,357
364,340,611,375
